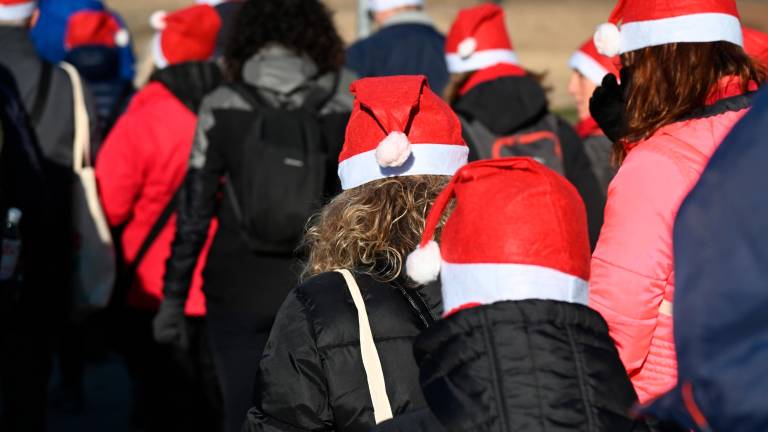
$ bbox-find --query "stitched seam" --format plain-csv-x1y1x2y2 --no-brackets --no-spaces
567,325,596,431
481,310,511,432
591,256,669,280
524,317,548,432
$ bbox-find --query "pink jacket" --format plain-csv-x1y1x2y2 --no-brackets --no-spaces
589,80,752,403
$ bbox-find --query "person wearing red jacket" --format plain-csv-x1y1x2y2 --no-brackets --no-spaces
95,4,223,430
588,0,765,404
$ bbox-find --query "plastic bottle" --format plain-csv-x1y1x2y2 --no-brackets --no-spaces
0,208,22,281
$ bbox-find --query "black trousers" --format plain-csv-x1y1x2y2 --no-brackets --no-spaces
119,308,222,432
206,304,270,432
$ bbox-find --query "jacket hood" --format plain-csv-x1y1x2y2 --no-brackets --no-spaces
453,74,549,136
241,44,342,110
150,61,222,113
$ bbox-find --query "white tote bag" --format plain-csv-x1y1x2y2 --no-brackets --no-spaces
335,269,394,425
61,62,116,311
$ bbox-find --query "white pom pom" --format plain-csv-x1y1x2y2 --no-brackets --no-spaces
594,23,621,57
150,11,167,31
114,29,130,47
406,241,442,285
458,37,477,59
375,131,412,168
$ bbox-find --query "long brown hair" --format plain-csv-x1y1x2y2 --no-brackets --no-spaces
302,175,450,283
618,41,766,161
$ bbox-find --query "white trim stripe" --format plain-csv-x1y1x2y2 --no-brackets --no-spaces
338,144,468,190
0,2,35,20
151,33,169,70
619,13,743,54
440,262,588,315
368,0,423,12
569,51,611,86
446,49,519,73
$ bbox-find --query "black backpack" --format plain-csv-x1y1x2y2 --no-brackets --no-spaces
461,113,565,174
223,82,338,255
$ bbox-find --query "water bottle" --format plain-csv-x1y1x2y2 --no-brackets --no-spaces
0,208,22,281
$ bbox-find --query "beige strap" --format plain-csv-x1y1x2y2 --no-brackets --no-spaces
59,62,91,173
335,269,393,424
659,299,674,317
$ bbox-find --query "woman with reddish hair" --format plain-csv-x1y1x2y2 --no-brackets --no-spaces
588,0,765,403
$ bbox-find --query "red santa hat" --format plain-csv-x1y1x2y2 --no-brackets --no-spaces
406,158,591,317
0,0,35,21
338,75,468,190
65,10,130,50
569,38,620,86
445,3,519,74
594,0,743,57
368,0,423,13
743,27,768,68
149,4,222,69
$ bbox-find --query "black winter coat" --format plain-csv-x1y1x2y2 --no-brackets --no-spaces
455,75,605,249
244,271,442,432
405,300,649,432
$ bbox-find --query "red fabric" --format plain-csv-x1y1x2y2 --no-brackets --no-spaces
65,10,121,49
340,75,465,162
607,0,739,25
743,27,768,68
459,62,526,96
589,81,750,402
422,158,590,280
579,39,621,77
445,3,512,54
96,82,216,316
160,4,221,66
575,116,603,139
0,0,33,5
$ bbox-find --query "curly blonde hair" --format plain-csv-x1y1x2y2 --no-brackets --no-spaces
302,175,450,283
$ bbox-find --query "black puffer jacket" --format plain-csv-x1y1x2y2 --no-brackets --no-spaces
244,271,441,431
412,300,649,432
455,75,604,248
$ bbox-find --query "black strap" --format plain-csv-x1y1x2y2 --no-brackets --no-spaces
29,62,52,127
127,189,181,276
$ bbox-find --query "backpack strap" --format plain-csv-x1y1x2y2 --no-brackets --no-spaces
29,62,52,127
127,188,181,277
335,269,394,425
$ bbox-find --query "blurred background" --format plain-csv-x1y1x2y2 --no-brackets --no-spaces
117,0,768,109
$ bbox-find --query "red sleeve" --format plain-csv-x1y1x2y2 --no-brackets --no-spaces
95,112,146,227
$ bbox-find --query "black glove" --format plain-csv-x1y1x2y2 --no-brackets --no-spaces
152,298,189,350
589,68,632,143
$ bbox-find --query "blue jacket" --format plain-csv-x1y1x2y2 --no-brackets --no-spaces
346,11,449,94
645,88,768,431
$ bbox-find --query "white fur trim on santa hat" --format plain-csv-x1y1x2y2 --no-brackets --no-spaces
446,49,519,74
376,132,412,167
0,1,35,21
196,0,226,5
612,13,743,55
406,241,441,285
338,144,468,190
151,33,168,70
441,262,588,316
368,0,423,12
569,51,611,86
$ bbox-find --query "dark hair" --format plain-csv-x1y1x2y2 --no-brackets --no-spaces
619,41,766,161
223,0,345,81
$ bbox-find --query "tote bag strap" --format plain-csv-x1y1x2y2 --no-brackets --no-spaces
59,62,90,173
335,269,394,424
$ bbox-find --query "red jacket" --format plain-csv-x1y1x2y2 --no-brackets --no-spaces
96,82,216,316
589,78,753,402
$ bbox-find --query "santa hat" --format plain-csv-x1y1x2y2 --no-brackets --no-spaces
65,10,130,51
569,38,620,86
445,3,518,74
0,0,35,21
338,75,468,190
149,4,222,69
368,0,423,13
196,0,227,5
594,0,743,57
743,27,768,68
406,158,591,317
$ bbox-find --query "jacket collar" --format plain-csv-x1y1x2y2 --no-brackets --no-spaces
381,10,435,29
